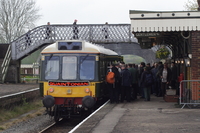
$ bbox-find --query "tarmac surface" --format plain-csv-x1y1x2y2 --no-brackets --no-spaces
74,96,200,133
0,83,39,97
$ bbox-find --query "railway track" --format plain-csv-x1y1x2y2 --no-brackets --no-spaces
39,100,109,133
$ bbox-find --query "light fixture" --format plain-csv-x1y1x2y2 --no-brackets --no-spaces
181,58,184,64
188,54,192,59
177,59,180,64
184,57,190,67
175,58,178,64
183,54,191,67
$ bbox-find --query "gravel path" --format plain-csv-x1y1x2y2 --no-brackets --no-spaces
1,110,54,133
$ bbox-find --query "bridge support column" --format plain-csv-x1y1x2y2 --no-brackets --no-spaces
5,60,21,83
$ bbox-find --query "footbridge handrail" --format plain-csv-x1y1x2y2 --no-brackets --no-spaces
1,45,11,83
11,24,133,60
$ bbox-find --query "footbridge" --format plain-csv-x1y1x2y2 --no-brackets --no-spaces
11,24,135,60
1,24,155,83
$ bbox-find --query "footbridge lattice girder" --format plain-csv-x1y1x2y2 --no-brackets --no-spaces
11,24,135,60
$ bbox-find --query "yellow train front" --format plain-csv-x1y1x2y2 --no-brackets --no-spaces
39,40,122,121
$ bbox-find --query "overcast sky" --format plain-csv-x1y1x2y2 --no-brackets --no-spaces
36,0,190,26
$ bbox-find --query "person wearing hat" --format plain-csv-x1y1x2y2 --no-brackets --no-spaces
73,19,79,39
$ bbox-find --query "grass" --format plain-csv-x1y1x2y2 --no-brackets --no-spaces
0,99,45,131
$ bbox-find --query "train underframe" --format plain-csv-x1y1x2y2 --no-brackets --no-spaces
43,96,98,122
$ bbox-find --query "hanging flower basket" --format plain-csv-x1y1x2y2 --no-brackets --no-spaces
156,46,170,59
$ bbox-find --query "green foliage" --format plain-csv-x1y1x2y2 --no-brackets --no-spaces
156,46,170,59
21,49,41,64
22,98,28,105
0,99,42,131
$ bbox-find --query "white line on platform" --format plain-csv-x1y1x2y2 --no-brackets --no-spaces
68,100,110,133
0,88,39,99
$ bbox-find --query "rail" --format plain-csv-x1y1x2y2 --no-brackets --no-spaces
179,80,200,109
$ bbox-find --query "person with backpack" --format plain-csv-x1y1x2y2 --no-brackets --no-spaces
120,64,133,103
139,67,154,101
106,64,120,103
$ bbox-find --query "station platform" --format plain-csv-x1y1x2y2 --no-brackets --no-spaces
0,83,39,97
73,95,200,133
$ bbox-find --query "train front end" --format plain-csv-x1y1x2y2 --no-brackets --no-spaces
39,40,107,121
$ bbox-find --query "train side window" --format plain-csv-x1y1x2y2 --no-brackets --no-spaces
62,56,77,80
45,56,59,80
80,56,95,80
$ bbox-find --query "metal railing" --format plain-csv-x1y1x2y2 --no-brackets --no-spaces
1,45,11,83
11,24,134,60
180,80,200,109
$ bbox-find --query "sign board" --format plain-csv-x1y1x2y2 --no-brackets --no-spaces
135,32,161,38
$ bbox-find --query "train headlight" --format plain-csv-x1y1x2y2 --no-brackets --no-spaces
48,88,54,93
67,89,72,94
85,88,90,93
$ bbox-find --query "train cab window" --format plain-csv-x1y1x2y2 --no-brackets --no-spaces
58,42,82,50
45,56,59,80
62,56,77,80
80,56,95,80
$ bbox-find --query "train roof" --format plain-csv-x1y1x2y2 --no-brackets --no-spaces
41,40,118,55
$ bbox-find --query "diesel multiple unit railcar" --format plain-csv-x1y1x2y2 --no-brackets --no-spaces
40,40,122,122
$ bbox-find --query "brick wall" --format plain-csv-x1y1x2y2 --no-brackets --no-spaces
191,31,200,100
191,31,200,80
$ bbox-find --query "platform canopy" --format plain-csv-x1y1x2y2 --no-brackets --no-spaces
129,10,200,32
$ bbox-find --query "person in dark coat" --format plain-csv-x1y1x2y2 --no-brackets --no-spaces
138,62,145,98
140,67,154,101
128,63,138,100
72,19,79,39
106,64,120,103
158,63,172,97
102,22,109,39
120,64,132,102
45,22,51,39
156,61,164,97
151,62,159,96
170,62,178,90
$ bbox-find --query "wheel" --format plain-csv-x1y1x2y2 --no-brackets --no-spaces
54,105,60,122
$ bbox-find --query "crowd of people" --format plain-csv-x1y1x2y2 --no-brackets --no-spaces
106,61,178,103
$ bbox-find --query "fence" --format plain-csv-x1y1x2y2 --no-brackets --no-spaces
180,80,200,109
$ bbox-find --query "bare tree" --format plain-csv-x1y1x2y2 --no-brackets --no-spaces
0,0,41,43
184,0,198,11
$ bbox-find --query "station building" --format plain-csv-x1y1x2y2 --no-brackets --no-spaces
129,10,200,102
